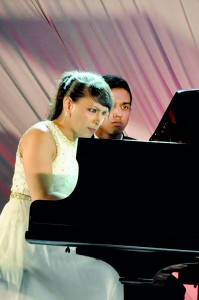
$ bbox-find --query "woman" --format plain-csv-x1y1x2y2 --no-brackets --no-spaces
0,70,124,300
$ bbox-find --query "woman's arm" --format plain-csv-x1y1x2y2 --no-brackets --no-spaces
20,123,66,201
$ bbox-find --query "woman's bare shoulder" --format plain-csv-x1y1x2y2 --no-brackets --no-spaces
19,121,55,157
20,121,53,145
31,120,50,132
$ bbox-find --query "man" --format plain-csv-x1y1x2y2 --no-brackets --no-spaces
94,74,135,140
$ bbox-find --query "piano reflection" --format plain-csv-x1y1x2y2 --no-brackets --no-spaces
26,89,199,299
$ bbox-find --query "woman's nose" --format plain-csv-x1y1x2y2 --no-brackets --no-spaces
95,114,105,126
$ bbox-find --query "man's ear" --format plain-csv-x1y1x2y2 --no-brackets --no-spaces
63,96,73,113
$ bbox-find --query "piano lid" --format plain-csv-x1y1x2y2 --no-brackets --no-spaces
150,89,199,144
26,138,198,237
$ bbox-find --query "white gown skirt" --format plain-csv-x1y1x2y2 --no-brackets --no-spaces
0,199,124,300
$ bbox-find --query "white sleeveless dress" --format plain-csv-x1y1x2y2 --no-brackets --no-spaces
0,120,124,300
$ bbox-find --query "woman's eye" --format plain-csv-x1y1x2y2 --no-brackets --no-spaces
89,108,96,113
102,111,107,116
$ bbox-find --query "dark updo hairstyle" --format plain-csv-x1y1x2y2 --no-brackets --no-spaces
47,70,114,120
102,74,133,106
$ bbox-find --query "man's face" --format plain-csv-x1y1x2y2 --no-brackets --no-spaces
100,87,131,135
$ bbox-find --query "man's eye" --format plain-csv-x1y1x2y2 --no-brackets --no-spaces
122,105,130,110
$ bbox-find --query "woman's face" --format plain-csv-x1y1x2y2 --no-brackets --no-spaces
70,96,109,138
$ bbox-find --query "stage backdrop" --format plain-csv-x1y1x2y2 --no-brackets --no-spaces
1,1,199,299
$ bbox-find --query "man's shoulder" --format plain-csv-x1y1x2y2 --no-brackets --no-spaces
123,135,136,140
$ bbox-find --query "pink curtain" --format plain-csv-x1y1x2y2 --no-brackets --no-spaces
0,1,199,298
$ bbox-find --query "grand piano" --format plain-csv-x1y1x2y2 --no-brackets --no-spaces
26,89,199,299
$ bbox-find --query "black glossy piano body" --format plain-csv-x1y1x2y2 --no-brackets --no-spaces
25,138,199,297
26,89,199,299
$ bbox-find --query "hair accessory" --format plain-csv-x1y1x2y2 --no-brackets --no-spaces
63,77,73,90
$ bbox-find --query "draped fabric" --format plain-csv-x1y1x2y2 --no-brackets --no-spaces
1,0,199,205
0,1,199,299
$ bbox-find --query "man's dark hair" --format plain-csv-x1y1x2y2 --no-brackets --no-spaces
102,74,133,105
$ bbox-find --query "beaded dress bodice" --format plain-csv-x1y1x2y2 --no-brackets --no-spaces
10,120,79,200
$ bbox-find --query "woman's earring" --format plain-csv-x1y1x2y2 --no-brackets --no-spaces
64,111,68,118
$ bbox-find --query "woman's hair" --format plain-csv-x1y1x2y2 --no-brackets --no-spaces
47,70,114,120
